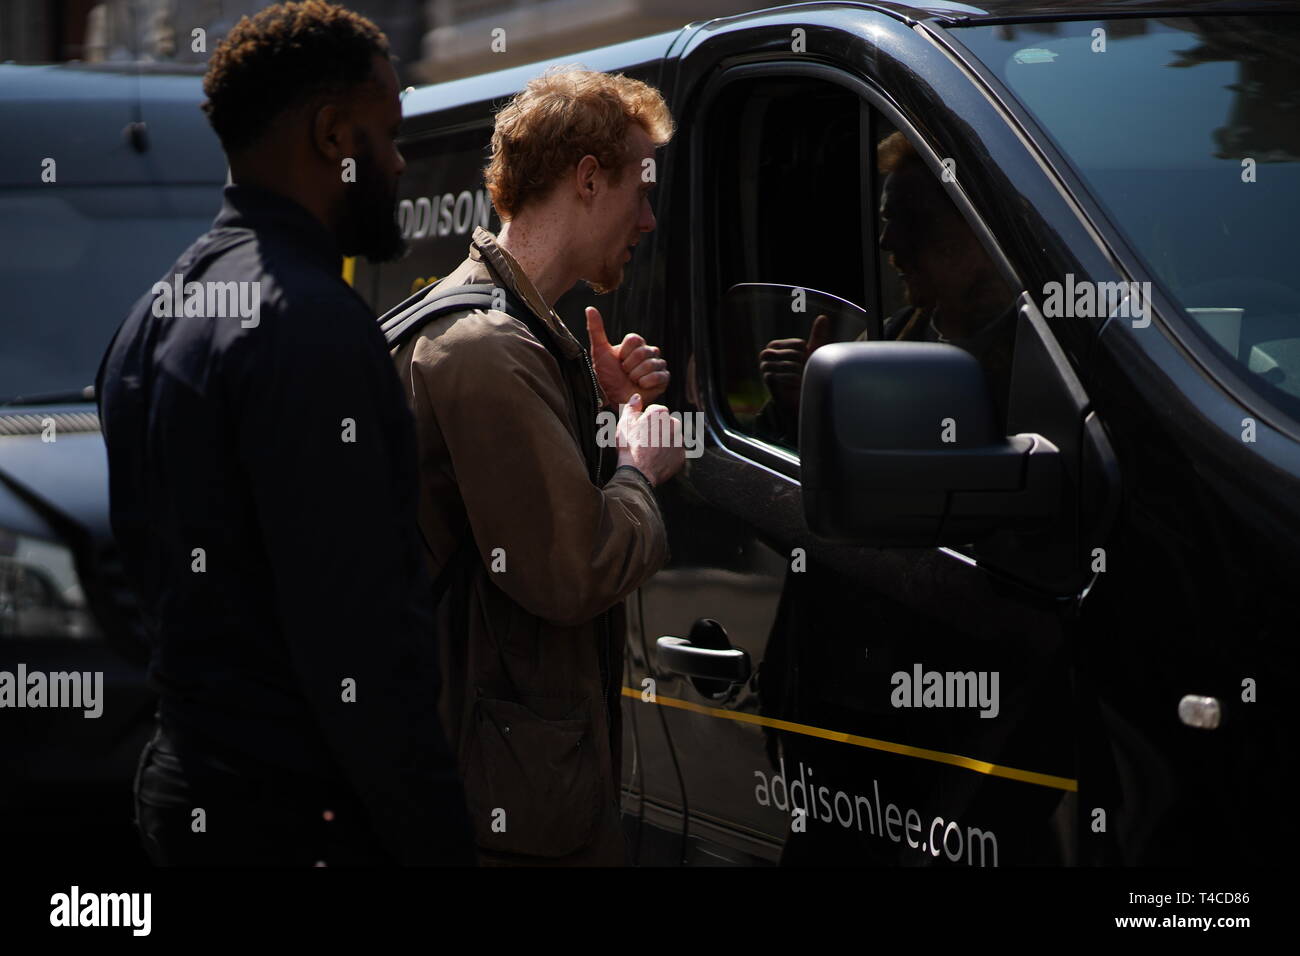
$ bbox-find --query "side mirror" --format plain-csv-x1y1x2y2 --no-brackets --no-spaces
799,342,1060,546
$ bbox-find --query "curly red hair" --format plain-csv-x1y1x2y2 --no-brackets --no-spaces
485,67,674,219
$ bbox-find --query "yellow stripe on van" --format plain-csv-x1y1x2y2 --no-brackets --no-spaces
341,256,356,286
622,687,1077,792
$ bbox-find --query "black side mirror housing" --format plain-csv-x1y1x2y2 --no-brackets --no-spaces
800,342,1061,546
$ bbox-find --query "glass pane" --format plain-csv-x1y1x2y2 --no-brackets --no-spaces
716,283,870,449
958,15,1300,411
872,118,1019,427
706,77,869,454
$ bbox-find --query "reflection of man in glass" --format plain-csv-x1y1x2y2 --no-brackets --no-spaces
877,131,1015,365
757,131,1018,437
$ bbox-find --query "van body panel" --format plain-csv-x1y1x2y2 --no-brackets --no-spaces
350,0,1300,866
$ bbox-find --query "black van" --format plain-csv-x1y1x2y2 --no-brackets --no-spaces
356,0,1300,866
0,62,227,861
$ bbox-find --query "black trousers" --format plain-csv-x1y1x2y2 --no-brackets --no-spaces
133,722,392,866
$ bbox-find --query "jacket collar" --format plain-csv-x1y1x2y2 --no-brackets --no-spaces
930,302,1018,355
468,226,583,361
213,183,342,274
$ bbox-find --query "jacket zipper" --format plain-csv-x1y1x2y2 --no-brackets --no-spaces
578,347,613,774
581,348,604,487
538,312,612,738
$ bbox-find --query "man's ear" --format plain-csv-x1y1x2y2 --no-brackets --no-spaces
575,154,600,202
310,102,351,163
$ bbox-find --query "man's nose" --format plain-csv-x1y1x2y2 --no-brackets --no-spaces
641,196,656,233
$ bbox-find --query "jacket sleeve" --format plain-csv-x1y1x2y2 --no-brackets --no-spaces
412,315,669,627
231,299,475,865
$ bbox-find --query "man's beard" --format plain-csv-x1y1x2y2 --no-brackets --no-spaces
338,137,407,263
584,260,623,295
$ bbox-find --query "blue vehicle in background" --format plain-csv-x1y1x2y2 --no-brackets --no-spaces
0,62,226,863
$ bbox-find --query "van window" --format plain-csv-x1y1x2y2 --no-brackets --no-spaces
705,77,872,453
871,115,1019,428
958,15,1300,420
703,78,1019,455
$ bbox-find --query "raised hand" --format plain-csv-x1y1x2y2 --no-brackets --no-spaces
758,313,832,417
586,306,670,406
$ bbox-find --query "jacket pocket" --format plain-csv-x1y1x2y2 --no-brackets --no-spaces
461,694,602,858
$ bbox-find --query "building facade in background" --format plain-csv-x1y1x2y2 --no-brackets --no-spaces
1,0,754,84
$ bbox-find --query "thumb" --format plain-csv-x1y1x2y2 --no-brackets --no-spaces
586,306,611,351
617,393,642,447
807,313,833,354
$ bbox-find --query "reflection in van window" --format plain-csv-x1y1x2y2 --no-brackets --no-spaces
704,82,1019,451
705,77,868,452
959,15,1300,413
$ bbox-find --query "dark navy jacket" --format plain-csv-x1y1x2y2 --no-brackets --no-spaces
96,184,472,864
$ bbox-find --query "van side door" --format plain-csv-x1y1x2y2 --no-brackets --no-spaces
629,11,1111,866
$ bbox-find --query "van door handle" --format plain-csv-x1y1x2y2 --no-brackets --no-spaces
656,619,751,683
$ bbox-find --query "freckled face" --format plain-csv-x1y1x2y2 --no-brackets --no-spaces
584,123,657,294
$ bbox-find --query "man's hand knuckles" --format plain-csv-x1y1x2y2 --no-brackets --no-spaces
622,346,659,368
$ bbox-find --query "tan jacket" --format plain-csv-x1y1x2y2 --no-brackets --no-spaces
392,227,668,865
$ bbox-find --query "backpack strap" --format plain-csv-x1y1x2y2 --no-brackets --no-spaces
381,278,572,596
380,280,565,366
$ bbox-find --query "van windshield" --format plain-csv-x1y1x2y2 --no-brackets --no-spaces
0,186,218,405
956,14,1300,409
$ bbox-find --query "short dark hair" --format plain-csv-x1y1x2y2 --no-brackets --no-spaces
202,1,389,153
